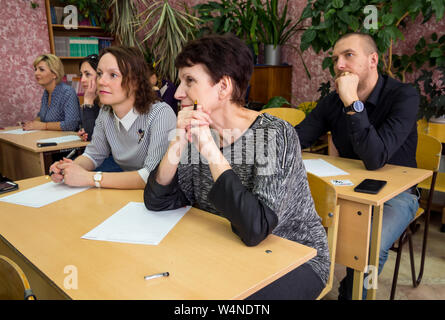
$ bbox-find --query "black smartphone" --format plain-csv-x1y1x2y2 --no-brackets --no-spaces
0,180,19,194
354,179,387,194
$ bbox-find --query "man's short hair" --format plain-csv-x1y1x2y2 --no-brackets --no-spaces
336,32,378,54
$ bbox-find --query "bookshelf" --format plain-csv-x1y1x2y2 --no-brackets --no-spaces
44,0,113,75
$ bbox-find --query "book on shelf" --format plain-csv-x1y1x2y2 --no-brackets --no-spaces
69,37,99,57
54,36,70,57
53,6,64,24
50,6,57,24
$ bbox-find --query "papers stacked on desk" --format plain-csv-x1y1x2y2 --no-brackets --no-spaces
82,202,190,245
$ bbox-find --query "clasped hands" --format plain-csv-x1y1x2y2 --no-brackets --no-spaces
49,158,91,186
176,104,219,161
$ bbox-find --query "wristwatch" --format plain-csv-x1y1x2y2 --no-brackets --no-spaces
344,100,364,114
93,171,103,188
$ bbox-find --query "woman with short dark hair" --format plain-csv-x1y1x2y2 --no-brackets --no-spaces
49,46,176,189
144,34,329,299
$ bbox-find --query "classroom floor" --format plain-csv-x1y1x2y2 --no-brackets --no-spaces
324,210,445,300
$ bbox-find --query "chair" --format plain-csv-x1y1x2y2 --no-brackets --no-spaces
390,133,442,299
417,120,445,233
306,172,340,299
0,255,36,300
259,107,306,126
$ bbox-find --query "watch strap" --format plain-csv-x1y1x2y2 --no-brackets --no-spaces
94,171,102,188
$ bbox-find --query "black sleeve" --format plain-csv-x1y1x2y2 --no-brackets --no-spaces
80,104,100,140
144,166,191,211
207,169,278,247
295,97,330,149
346,85,419,170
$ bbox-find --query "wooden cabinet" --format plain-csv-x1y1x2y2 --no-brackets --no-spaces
248,65,292,105
43,0,112,75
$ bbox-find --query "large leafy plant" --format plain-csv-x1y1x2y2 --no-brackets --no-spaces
139,0,201,84
108,0,141,48
193,0,261,55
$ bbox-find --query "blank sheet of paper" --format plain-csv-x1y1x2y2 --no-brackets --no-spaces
36,135,81,144
82,202,190,246
0,129,38,134
0,182,90,208
303,159,349,177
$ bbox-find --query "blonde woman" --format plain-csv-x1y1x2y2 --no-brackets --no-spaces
23,54,80,131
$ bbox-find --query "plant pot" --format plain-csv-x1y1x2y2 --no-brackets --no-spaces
429,115,445,124
264,44,281,66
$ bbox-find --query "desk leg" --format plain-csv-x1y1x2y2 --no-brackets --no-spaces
366,205,383,300
352,270,364,300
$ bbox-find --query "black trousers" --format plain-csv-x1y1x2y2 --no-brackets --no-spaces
245,263,324,300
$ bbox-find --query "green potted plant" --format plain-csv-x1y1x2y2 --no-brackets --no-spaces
193,0,261,60
255,0,305,65
138,0,201,84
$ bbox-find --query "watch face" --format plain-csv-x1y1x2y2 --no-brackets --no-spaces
353,101,364,112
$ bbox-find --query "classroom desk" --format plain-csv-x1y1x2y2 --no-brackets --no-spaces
0,176,316,300
0,127,88,181
302,152,432,300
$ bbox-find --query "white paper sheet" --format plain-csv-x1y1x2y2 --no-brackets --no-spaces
82,202,190,246
36,135,81,144
0,182,90,208
0,129,38,134
303,159,349,177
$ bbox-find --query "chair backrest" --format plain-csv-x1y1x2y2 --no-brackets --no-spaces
306,172,339,300
260,107,306,126
416,133,442,172
0,255,35,300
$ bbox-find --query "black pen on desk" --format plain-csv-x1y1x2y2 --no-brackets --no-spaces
144,272,169,281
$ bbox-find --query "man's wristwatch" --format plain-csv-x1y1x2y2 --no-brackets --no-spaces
93,171,103,188
344,100,364,114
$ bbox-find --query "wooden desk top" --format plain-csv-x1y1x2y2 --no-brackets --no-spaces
302,153,432,206
0,126,88,152
0,176,316,300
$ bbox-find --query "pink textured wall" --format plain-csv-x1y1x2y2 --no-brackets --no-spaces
0,0,50,127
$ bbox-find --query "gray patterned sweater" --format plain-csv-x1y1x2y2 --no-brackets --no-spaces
145,113,330,285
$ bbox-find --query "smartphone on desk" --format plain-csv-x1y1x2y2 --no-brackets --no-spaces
0,180,19,194
354,179,387,195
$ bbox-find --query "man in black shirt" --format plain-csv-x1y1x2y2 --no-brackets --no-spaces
296,32,420,299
